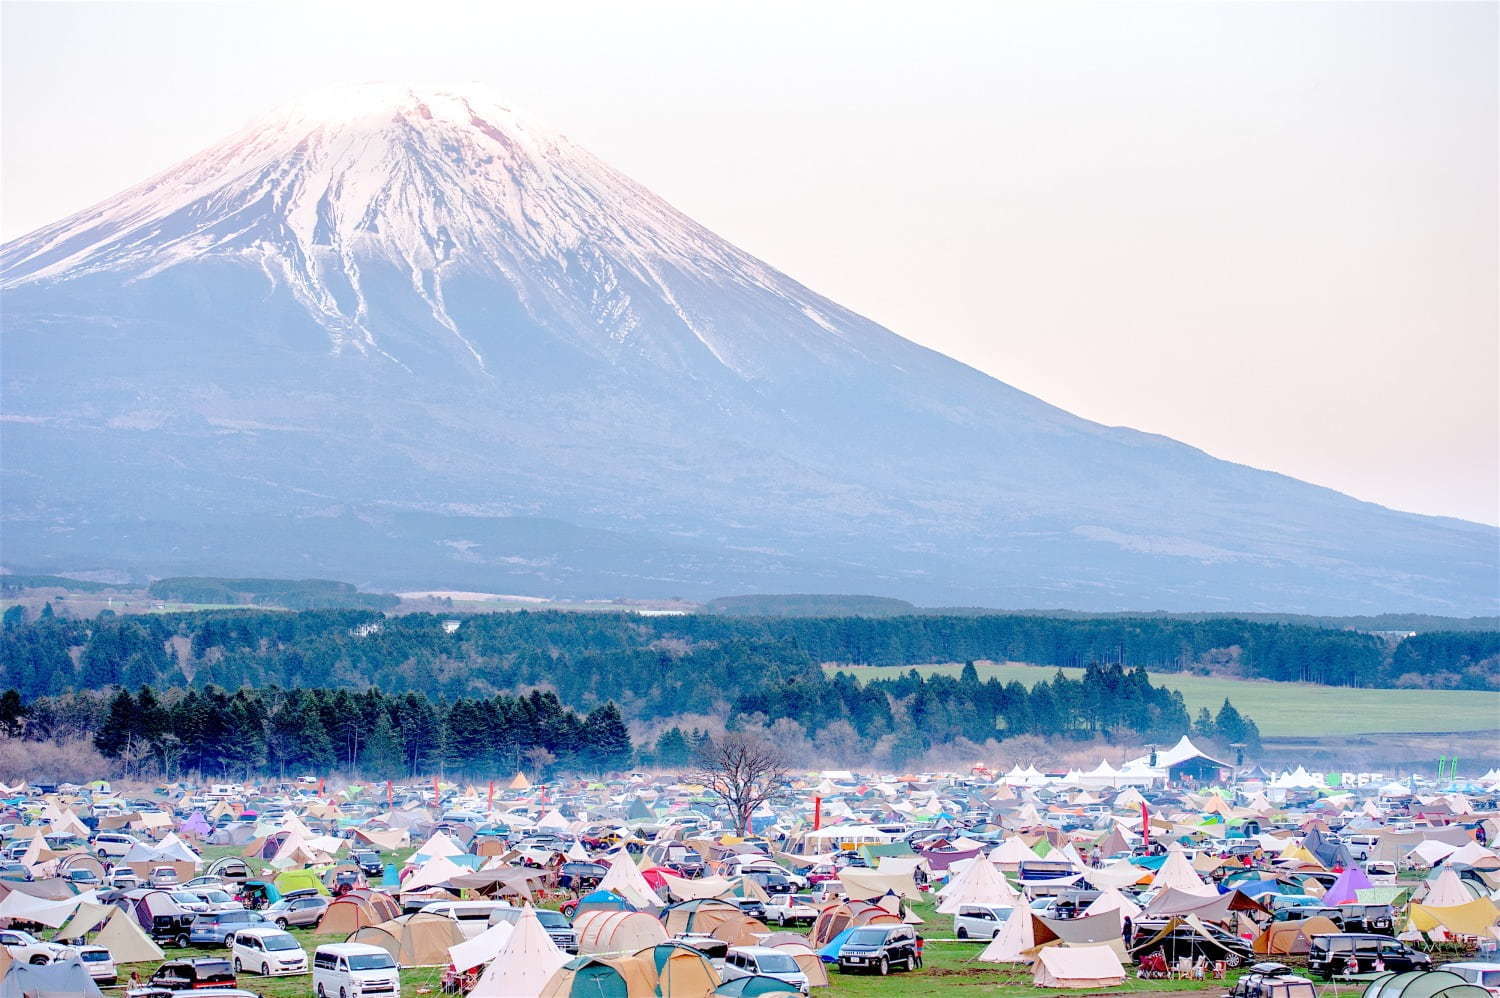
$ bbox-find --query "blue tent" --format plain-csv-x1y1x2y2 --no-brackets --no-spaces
817,927,854,963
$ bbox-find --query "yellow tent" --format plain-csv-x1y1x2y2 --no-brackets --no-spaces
509,773,531,790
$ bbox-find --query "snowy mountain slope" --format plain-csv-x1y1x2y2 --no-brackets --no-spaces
2,85,1495,612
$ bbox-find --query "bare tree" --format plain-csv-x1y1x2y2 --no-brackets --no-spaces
693,730,789,835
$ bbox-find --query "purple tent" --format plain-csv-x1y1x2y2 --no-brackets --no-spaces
179,811,212,836
1321,865,1373,905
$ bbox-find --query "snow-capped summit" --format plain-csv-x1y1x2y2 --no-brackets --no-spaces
2,83,842,379
1,87,1495,611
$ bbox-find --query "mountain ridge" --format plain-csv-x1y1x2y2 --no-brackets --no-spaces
2,84,1495,613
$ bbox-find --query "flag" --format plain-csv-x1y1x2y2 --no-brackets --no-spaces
1141,801,1151,847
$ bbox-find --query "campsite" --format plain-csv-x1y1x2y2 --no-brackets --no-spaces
0,743,1497,998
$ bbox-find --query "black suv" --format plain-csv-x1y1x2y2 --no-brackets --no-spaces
1336,904,1395,934
1131,919,1254,967
353,850,384,877
1307,934,1430,979
836,925,922,976
148,957,237,990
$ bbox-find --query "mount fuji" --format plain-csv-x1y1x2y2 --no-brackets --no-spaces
2,85,1494,612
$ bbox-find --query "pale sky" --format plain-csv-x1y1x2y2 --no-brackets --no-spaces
4,1,1496,525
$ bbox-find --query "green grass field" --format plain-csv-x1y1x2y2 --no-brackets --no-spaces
824,661,1500,738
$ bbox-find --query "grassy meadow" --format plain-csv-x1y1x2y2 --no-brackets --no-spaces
824,661,1500,738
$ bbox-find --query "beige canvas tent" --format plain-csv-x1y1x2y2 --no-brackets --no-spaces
1031,945,1127,988
95,906,165,964
574,910,669,956
347,912,465,966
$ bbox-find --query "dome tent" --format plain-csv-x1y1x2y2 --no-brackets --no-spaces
540,955,655,998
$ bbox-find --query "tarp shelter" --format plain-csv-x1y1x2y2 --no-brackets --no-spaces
1033,909,1128,960
0,887,96,927
574,910,669,956
635,941,722,997
1031,945,1127,988
347,912,465,966
1406,898,1500,938
0,954,104,998
470,906,570,998
448,919,514,973
95,905,166,964
540,955,655,998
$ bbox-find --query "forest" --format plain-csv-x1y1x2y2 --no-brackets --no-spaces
1,607,1494,707
0,657,1257,779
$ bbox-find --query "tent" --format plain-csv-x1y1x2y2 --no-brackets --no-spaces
1031,945,1127,988
635,941,722,997
94,905,166,964
273,867,328,896
449,919,515,972
471,906,570,998
539,955,656,998
936,857,1018,914
808,900,899,947
0,955,103,998
1254,916,1340,955
714,975,802,996
574,910,669,956
978,901,1037,963
347,912,465,966
317,890,401,933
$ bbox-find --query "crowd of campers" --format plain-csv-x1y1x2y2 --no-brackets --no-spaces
0,739,1497,996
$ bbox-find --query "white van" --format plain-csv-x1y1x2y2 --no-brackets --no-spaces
313,943,399,997
953,903,1013,940
1345,835,1379,861
722,947,809,994
418,900,513,940
1364,860,1398,886
232,927,307,976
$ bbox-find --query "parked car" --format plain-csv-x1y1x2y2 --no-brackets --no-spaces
313,942,400,998
1266,894,1322,912
1307,935,1430,979
953,903,1013,940
1440,962,1500,997
419,900,514,940
835,924,922,975
187,888,244,913
92,832,139,858
147,957,237,990
231,926,309,976
765,894,819,927
0,928,70,965
188,908,272,947
722,946,810,993
63,868,102,888
109,870,143,890
1226,962,1318,998
487,906,577,952
1336,904,1395,934
0,862,31,882
265,894,328,929
149,866,182,888
1363,862,1399,887
353,850,384,878
76,944,117,985
1272,906,1345,927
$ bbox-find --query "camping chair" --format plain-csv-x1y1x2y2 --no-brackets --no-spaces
1174,956,1193,979
1212,960,1228,979
1192,956,1207,979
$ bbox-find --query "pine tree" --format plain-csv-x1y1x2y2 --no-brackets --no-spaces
360,711,404,779
582,702,633,773
94,689,136,758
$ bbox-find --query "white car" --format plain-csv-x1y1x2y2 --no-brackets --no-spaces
1364,861,1398,886
765,894,819,926
92,832,139,858
953,903,1013,940
313,943,400,998
77,945,117,985
0,928,70,965
1440,962,1500,998
232,927,308,976
722,946,809,994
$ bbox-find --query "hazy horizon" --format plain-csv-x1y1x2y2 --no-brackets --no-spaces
3,0,1496,526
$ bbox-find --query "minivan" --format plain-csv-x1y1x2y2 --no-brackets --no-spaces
313,942,400,998
1345,836,1379,862
231,926,308,976
722,946,810,994
1306,934,1430,979
418,900,513,940
953,904,1012,940
1441,962,1500,997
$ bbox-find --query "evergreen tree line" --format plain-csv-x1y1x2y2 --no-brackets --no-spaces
11,685,633,780
3,660,1257,779
3,606,1492,706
